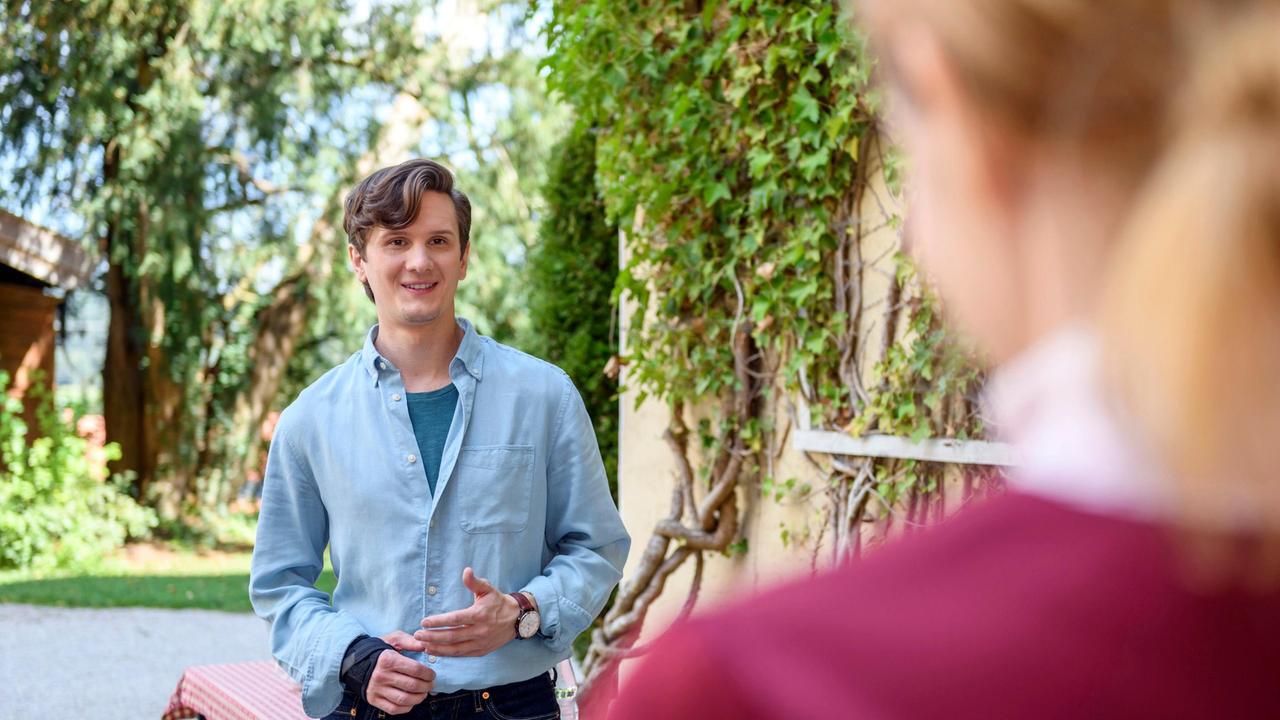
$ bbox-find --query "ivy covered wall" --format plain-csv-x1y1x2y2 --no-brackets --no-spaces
539,0,988,693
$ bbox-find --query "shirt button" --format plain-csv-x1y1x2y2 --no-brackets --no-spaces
391,393,401,402
407,454,417,464
429,519,436,529
427,585,437,595
377,361,386,370
427,655,438,664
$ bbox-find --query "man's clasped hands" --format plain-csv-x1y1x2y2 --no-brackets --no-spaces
364,567,526,715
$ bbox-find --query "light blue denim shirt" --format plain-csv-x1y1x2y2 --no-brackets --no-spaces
249,318,630,717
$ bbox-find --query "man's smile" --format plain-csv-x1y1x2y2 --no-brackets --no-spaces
402,281,439,294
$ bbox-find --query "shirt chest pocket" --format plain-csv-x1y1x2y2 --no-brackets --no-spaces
454,445,535,534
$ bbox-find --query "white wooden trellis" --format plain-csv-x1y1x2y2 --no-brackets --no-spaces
792,430,1018,466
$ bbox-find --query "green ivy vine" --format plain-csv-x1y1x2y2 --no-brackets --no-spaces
540,0,987,693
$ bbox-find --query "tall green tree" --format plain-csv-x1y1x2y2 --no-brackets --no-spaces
526,124,619,493
2,0,567,520
0,0,422,510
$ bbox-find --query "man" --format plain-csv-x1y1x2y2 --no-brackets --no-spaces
249,159,630,719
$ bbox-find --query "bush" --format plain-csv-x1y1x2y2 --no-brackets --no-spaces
0,372,156,571
154,505,259,552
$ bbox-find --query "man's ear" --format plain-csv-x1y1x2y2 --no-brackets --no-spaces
459,242,470,280
348,242,366,283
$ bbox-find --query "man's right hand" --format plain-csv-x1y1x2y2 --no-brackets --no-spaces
367,630,435,714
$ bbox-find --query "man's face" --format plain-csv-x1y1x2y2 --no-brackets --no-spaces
349,191,469,332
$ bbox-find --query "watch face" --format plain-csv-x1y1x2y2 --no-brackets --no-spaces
518,610,540,639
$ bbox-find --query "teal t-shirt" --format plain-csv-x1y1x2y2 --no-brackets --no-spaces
406,383,458,496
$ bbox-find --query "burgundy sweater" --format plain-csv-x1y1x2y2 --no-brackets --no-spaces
608,491,1280,719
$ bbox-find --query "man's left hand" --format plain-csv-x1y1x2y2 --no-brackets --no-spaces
415,567,520,657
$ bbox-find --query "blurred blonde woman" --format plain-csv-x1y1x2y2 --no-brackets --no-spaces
610,1,1280,717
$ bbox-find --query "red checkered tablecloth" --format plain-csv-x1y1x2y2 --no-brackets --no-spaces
163,660,310,720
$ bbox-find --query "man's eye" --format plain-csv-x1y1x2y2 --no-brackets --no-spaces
430,237,446,245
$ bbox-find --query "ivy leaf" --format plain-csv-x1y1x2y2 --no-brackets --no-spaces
896,400,916,420
703,180,732,206
747,147,774,179
790,84,821,124
804,334,825,354
797,146,830,177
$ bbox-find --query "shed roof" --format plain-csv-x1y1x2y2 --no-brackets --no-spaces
0,208,96,290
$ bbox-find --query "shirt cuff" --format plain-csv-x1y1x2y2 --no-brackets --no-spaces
522,576,593,653
522,575,562,648
301,612,369,717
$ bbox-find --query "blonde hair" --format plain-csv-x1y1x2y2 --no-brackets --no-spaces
1106,8,1280,535
862,1,1280,536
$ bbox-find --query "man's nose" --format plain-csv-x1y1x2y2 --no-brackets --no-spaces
405,242,434,271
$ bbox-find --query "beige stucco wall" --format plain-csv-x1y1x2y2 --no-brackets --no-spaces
615,148,908,646
617,393,823,636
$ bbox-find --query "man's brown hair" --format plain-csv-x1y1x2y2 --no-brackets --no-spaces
342,159,473,300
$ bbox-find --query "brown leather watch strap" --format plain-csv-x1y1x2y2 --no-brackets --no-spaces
510,592,534,613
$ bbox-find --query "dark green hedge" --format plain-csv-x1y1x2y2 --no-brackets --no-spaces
526,125,619,498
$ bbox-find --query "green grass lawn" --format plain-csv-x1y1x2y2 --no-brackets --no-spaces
0,544,336,613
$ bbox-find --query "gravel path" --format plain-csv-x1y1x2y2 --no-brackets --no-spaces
0,603,273,719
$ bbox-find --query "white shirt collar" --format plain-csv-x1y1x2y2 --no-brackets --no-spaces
984,324,1172,519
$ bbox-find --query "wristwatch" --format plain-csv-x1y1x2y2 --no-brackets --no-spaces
510,592,541,639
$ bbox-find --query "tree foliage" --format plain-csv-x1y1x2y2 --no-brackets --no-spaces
1,1,566,521
1,0,424,511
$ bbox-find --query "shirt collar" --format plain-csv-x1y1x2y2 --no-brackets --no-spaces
452,317,485,380
983,323,1171,520
360,317,484,385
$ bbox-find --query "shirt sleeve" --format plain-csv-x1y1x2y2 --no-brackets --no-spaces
249,412,368,718
522,372,631,653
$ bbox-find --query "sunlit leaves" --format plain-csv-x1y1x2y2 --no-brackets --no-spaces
543,0,876,417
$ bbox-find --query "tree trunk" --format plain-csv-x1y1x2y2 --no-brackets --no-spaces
220,267,313,505
142,294,186,516
102,220,150,498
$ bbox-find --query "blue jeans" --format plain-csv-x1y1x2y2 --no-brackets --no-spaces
324,672,559,720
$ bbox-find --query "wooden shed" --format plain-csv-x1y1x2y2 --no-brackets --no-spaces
0,209,95,432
